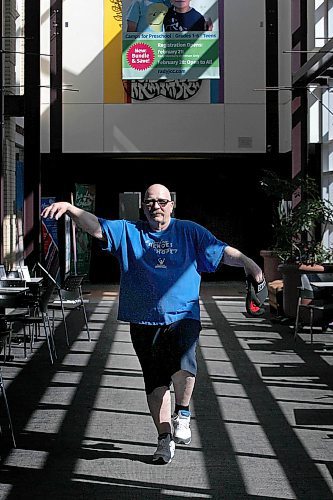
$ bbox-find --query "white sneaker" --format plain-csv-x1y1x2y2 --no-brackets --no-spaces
152,435,175,464
172,410,191,444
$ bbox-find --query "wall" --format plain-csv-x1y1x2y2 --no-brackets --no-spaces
39,0,291,154
2,0,22,268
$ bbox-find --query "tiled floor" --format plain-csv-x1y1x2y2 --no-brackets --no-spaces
0,282,332,499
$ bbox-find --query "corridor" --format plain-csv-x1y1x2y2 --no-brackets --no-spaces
0,282,333,499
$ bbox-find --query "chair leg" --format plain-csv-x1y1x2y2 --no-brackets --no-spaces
294,298,301,342
1,329,9,365
23,325,27,358
60,303,70,346
42,314,55,364
79,288,90,341
46,314,57,360
310,308,314,345
29,324,33,353
0,368,16,447
6,325,13,363
82,305,91,341
52,309,55,336
1,335,7,365
30,318,37,347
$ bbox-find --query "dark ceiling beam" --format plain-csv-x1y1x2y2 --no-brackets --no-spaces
24,0,41,267
0,0,3,262
50,1,62,154
266,0,279,155
292,37,333,87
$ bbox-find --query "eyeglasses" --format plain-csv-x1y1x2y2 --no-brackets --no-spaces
142,198,172,208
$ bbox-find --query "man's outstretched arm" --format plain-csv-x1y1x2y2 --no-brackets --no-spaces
221,245,263,282
41,201,105,240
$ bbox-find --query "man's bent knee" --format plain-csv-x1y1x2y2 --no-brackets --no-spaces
147,385,170,397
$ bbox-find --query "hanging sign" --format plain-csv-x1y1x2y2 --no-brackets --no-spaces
122,0,219,80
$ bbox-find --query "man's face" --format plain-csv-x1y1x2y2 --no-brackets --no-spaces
143,185,174,228
170,0,191,11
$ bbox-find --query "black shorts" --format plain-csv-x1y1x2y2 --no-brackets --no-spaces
130,319,201,395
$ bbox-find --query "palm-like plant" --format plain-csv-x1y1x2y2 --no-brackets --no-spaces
260,171,333,264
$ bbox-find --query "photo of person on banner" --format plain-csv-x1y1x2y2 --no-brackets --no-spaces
126,0,170,32
122,0,219,80
164,0,212,31
126,0,212,33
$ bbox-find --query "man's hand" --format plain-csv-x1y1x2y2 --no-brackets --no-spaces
41,201,70,220
221,246,266,316
245,275,267,317
246,275,267,305
41,201,104,240
222,246,263,282
243,258,263,283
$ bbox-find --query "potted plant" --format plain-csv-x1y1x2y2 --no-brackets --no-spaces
259,170,333,317
259,170,294,282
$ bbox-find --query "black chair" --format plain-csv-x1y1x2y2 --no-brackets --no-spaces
0,318,12,363
0,366,16,447
294,272,333,345
5,274,57,363
0,279,29,361
48,274,91,343
0,265,6,279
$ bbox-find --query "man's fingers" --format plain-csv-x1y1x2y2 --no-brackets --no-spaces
246,275,268,306
245,276,267,317
41,204,56,219
41,203,64,220
54,207,66,220
41,206,52,218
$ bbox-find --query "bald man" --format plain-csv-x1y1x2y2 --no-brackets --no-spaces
42,184,263,465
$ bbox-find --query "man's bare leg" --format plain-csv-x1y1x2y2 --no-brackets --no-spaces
147,386,172,434
146,371,195,433
148,386,176,463
171,370,195,445
172,369,195,406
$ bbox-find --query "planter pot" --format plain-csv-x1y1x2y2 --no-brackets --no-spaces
278,263,333,318
260,250,283,283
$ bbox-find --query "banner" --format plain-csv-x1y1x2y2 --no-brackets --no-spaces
74,184,96,277
122,0,219,80
41,197,60,283
104,0,223,102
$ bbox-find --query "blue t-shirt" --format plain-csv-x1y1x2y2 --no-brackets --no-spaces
98,218,227,325
164,7,205,31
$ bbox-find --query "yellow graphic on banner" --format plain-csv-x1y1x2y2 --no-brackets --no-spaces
104,0,128,103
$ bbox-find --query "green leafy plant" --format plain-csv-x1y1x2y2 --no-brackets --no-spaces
260,170,333,264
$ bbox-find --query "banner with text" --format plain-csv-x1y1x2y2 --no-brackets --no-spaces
41,197,60,283
122,0,219,80
74,184,96,277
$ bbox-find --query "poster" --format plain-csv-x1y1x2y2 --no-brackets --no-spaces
122,0,219,80
41,197,60,283
104,0,223,102
74,184,96,277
